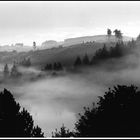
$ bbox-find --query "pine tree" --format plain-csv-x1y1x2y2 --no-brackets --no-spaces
83,54,90,65
52,124,75,137
0,88,44,137
10,62,21,78
57,62,63,71
100,44,109,59
74,56,82,67
53,62,57,71
3,64,9,78
75,85,140,137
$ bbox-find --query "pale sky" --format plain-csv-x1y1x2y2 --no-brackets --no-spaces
0,1,140,46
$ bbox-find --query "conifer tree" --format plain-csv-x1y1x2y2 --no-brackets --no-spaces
74,56,82,67
83,54,90,65
3,64,9,77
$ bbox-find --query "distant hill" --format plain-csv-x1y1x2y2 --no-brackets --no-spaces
0,42,118,68
40,35,133,49
0,45,33,52
0,35,133,52
63,35,133,47
0,34,133,68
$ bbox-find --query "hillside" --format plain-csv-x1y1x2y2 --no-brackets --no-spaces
0,42,110,68
40,35,133,49
0,35,133,68
63,35,132,47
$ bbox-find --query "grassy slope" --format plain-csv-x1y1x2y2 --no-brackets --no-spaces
0,35,132,68
0,42,105,68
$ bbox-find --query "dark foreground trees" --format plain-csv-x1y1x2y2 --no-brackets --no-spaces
52,124,75,137
53,84,140,137
0,88,44,137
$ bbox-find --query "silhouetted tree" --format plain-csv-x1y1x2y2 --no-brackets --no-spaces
3,64,9,78
52,124,75,137
74,56,82,67
91,42,127,65
107,29,112,36
99,44,109,59
0,88,44,137
10,63,21,78
57,62,63,71
91,44,109,64
75,85,140,137
45,62,63,71
114,29,123,42
32,125,44,137
83,54,90,65
52,62,63,71
53,62,57,71
109,42,123,58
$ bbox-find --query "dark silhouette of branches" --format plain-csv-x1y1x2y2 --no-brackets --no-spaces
54,84,140,137
52,124,75,137
0,88,44,137
75,85,140,137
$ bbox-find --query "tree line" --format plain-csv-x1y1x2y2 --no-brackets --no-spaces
1,83,140,137
52,84,140,137
43,62,63,71
3,57,32,79
74,41,133,67
18,58,31,67
0,88,44,137
4,62,22,78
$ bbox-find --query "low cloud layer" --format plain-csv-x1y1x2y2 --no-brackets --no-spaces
0,48,140,136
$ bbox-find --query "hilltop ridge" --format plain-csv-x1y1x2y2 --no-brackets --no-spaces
41,35,133,49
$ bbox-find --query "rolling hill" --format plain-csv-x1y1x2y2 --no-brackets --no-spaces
0,35,133,68
63,35,133,47
0,42,104,67
40,35,133,49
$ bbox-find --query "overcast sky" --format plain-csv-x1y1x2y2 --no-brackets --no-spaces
0,1,140,46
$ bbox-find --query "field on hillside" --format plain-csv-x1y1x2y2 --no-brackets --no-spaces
0,42,117,68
